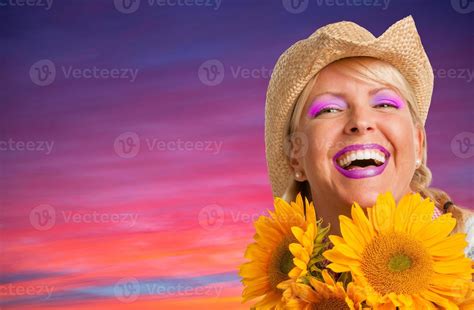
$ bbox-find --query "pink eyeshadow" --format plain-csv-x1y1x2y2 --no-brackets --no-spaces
307,98,347,117
372,92,405,109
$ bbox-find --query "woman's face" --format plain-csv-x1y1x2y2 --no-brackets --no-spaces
292,60,424,208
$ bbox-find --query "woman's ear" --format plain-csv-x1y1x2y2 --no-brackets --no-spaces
288,131,308,181
414,124,424,163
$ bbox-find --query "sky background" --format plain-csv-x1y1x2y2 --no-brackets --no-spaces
1,0,473,309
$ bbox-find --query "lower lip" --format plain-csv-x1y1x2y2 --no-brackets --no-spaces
333,158,389,179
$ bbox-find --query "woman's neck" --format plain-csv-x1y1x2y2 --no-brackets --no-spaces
312,195,351,236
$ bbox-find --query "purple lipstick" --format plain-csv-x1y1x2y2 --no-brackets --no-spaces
332,143,391,179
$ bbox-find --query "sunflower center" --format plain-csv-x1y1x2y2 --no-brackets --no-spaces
313,297,350,310
388,253,412,272
361,231,433,295
280,248,294,274
268,236,296,290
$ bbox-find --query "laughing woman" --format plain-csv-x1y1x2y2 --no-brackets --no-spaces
241,15,473,309
266,15,473,247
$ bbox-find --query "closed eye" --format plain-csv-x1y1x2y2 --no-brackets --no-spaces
313,107,342,117
373,102,398,109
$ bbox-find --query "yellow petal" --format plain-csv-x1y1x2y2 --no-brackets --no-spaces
420,289,458,310
339,216,366,253
323,248,360,267
351,202,375,243
433,258,472,274
326,262,351,273
329,235,346,247
371,192,396,233
418,214,456,245
427,233,468,257
408,197,435,236
291,226,304,243
394,193,419,233
321,269,336,286
293,257,307,270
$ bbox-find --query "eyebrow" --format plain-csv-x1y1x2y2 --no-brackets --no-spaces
311,87,398,101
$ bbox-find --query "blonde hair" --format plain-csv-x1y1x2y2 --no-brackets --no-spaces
283,56,453,212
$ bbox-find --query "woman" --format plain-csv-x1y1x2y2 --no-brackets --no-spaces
240,16,474,309
245,15,474,308
264,15,473,246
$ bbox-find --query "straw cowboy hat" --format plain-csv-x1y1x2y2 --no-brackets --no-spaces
264,15,434,198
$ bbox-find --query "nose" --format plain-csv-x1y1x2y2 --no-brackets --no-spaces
343,105,375,135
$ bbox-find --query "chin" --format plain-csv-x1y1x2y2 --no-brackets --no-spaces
340,188,382,209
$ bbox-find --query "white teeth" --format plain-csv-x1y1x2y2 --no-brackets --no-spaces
336,149,387,168
370,150,376,160
363,150,370,159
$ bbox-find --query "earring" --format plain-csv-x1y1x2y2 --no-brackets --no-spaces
295,171,302,179
415,159,421,167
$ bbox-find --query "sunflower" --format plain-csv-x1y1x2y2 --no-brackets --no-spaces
239,193,316,308
283,269,366,309
278,217,331,290
323,192,473,309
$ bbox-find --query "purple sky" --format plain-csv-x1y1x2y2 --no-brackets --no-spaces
1,1,473,308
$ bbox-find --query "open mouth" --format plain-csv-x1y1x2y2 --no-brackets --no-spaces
336,149,386,170
333,144,390,179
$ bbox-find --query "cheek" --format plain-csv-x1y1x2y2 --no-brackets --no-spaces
304,122,341,166
383,117,417,164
